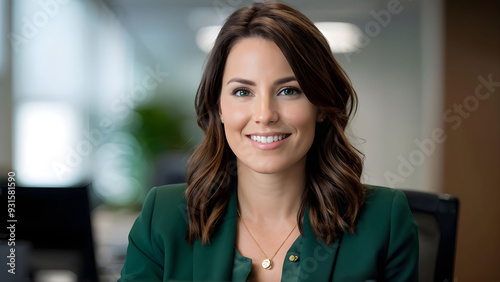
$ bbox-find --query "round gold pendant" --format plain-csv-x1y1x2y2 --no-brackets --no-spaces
262,259,272,269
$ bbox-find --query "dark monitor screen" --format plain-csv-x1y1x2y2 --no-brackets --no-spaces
0,184,98,282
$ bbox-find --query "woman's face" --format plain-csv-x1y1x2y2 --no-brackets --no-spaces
219,37,322,174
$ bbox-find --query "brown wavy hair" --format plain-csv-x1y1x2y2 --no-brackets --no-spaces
185,1,365,245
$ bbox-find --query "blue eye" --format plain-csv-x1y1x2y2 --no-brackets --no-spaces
279,87,301,96
233,89,251,97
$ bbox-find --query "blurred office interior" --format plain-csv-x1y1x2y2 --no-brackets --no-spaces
0,0,498,281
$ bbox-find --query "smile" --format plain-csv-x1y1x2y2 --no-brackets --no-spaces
249,134,291,144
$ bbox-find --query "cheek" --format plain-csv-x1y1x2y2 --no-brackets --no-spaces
283,103,318,131
220,99,249,136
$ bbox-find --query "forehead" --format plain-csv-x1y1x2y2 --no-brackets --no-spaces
222,37,295,82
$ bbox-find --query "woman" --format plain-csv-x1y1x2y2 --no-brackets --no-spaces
119,2,418,281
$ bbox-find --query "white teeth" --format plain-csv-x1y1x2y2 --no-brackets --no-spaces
250,135,288,144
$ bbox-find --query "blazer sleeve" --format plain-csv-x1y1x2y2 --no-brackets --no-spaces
119,187,164,282
384,190,419,281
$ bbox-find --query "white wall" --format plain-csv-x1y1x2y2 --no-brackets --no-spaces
336,0,444,191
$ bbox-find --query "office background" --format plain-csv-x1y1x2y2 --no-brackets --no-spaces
0,0,498,280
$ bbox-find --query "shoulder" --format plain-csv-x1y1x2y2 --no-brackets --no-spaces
340,184,415,251
153,182,188,207
361,185,419,280
364,184,407,206
361,185,411,219
334,185,418,280
147,182,188,221
142,183,187,214
120,183,193,281
357,185,414,231
141,183,189,241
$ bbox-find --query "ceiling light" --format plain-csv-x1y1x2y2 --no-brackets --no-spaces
196,25,221,54
196,22,361,54
315,22,362,53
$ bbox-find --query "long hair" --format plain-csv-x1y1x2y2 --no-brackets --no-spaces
185,1,365,245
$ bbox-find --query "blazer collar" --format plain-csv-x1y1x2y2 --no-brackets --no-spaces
192,185,342,281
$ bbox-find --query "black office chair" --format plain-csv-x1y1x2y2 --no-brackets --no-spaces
399,189,459,282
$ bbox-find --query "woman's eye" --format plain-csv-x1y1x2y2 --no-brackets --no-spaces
233,89,250,97
279,87,301,96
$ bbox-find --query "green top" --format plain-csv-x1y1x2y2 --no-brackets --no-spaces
119,183,418,281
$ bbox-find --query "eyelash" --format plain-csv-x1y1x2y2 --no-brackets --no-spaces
279,87,302,96
232,87,251,97
231,86,302,97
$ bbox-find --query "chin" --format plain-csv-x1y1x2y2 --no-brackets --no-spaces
244,161,288,175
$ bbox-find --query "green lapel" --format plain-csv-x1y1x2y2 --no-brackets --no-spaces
193,188,238,281
298,208,342,282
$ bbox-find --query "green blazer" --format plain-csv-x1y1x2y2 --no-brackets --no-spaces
119,183,418,281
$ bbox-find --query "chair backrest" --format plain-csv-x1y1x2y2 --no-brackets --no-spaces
399,189,459,282
0,184,98,282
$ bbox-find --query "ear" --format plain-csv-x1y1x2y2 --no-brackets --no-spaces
219,108,224,123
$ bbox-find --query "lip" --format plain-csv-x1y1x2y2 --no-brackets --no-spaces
246,132,291,150
247,132,290,137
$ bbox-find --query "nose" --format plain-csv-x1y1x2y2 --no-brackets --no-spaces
253,93,278,125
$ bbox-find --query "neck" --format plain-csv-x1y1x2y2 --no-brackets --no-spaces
236,158,306,225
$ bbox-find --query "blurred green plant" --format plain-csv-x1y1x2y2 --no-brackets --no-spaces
129,103,190,160
88,97,194,210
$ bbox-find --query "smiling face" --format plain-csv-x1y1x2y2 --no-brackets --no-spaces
219,37,322,175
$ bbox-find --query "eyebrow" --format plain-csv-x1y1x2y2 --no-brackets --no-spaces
226,76,297,86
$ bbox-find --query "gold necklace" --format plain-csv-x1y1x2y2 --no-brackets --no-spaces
237,208,298,270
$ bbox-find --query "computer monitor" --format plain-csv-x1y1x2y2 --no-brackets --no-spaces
0,184,98,282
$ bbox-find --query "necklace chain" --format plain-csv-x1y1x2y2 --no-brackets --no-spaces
237,208,297,270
